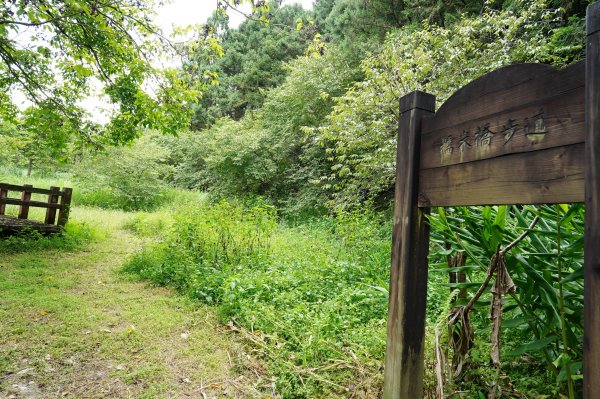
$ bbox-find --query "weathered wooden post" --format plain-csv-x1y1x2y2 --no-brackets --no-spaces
0,187,7,215
57,187,72,227
584,2,600,397
45,186,60,225
18,184,32,219
383,91,435,398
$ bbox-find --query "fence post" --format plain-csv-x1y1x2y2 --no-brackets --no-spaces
45,186,60,225
18,184,32,219
57,187,72,227
0,187,7,215
383,91,435,399
584,2,600,398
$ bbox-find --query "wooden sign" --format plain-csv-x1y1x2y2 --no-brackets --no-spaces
383,2,600,398
419,62,585,206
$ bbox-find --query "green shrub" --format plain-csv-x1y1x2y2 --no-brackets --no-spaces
73,136,173,211
125,197,580,397
124,199,277,302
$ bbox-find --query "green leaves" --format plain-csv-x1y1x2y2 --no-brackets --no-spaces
430,204,584,396
1,0,217,143
506,336,557,357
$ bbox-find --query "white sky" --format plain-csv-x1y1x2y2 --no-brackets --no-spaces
12,0,315,123
155,0,314,32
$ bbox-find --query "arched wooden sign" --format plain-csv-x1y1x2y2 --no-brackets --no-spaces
419,61,585,206
383,2,600,398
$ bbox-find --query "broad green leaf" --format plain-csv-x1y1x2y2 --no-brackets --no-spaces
506,336,558,357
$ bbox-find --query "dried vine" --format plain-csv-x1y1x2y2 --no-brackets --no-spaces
437,216,540,398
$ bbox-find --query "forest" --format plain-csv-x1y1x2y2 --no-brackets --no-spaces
0,0,593,397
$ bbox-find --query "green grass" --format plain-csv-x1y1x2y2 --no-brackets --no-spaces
0,206,253,398
0,167,201,214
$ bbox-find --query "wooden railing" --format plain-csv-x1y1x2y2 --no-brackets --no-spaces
0,183,73,227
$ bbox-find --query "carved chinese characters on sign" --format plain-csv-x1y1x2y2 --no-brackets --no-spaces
502,119,518,145
475,123,494,148
438,109,547,162
440,136,453,159
524,110,547,140
459,130,471,154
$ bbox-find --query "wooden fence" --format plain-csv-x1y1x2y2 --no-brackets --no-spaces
0,183,73,227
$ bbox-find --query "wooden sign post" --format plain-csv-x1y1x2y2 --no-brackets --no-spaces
383,2,600,397
584,1,600,397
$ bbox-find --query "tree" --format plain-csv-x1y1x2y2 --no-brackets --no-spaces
0,118,20,165
190,2,313,130
20,103,80,175
0,0,219,144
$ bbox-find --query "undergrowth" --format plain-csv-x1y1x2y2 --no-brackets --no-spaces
124,200,393,398
123,198,578,398
0,222,96,253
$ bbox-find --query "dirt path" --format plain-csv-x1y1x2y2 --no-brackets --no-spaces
0,208,253,399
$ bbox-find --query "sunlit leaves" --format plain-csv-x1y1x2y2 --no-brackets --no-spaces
0,0,220,144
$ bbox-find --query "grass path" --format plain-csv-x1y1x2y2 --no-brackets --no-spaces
0,208,247,399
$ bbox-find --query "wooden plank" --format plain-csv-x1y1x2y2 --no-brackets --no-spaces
584,2,600,397
383,91,435,399
57,187,72,227
45,186,60,225
0,197,63,210
0,188,6,215
0,182,62,196
0,215,62,236
419,143,584,207
18,184,32,219
420,84,585,169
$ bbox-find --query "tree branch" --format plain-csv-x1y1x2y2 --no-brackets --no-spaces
0,15,73,27
501,216,540,256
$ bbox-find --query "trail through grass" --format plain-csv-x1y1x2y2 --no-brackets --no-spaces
0,207,248,399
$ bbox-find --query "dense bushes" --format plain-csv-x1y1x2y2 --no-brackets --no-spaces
157,3,586,214
161,47,361,213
